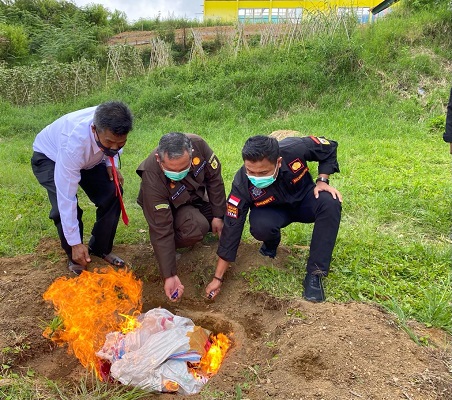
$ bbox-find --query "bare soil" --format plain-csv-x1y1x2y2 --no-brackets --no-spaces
108,24,275,48
1,238,451,399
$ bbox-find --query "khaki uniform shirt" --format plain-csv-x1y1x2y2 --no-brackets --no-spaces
137,134,226,278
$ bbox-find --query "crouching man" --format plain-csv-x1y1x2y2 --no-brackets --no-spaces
206,135,342,302
137,132,226,302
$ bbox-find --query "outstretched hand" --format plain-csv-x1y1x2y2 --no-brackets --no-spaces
71,243,91,267
205,278,222,300
164,275,184,302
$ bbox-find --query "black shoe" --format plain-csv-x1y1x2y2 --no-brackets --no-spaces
259,243,277,259
303,272,325,302
68,260,86,276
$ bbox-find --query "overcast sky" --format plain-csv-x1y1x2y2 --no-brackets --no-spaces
72,0,203,23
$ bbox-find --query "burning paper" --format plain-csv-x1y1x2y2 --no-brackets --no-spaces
43,267,231,395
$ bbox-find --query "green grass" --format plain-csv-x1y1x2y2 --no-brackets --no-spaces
0,8,451,392
0,373,150,399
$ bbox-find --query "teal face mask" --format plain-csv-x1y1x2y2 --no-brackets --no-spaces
163,167,190,181
247,164,278,189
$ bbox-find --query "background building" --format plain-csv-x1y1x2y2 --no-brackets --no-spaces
204,0,394,24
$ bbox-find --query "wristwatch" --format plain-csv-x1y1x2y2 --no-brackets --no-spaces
316,176,329,185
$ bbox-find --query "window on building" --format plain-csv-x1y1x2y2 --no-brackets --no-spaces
238,7,303,24
238,8,269,23
271,8,303,23
337,7,370,24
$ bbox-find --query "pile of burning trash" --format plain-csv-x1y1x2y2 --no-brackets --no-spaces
43,267,231,395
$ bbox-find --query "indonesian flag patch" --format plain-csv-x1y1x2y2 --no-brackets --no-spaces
228,194,240,206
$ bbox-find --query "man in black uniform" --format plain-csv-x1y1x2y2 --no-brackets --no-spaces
137,132,226,302
205,135,342,302
444,86,452,153
444,88,452,242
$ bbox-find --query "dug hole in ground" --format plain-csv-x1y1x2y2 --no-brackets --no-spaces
0,237,451,399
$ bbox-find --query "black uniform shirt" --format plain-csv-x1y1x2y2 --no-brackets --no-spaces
444,87,452,143
217,136,339,262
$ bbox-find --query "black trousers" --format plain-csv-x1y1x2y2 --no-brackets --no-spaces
249,191,341,274
31,152,121,259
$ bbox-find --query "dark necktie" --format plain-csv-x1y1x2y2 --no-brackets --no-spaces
109,156,129,225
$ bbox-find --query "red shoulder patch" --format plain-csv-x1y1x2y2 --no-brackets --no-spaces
310,136,320,144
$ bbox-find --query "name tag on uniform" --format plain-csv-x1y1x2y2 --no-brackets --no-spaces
171,185,186,200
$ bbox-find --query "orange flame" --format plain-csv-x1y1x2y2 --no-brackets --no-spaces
199,333,231,376
43,267,142,377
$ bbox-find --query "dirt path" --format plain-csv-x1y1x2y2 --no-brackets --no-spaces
108,24,276,47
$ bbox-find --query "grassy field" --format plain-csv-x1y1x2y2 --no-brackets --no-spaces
0,6,451,337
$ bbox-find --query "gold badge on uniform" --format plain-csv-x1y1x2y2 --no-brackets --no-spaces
170,182,175,189
192,157,200,166
289,158,304,173
210,158,218,170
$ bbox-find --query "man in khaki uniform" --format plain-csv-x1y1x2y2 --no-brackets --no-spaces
137,132,226,301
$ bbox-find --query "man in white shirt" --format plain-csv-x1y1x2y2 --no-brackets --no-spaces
31,101,133,275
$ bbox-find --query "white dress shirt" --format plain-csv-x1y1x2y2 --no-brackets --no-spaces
33,106,119,246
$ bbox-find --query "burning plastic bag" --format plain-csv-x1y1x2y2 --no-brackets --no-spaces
96,308,221,395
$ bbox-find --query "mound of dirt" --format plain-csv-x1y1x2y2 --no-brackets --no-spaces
0,239,451,399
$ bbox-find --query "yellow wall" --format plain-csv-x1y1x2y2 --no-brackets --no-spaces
204,0,384,22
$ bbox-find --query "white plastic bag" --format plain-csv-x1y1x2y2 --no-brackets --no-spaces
96,308,209,395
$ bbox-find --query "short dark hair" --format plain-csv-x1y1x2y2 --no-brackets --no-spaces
93,101,133,136
242,135,279,163
157,132,193,160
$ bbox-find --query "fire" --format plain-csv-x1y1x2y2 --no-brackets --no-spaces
43,266,142,377
43,267,232,393
200,333,231,376
119,312,141,333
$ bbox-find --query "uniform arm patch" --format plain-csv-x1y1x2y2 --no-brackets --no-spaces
226,204,238,218
310,136,320,144
228,194,241,206
155,203,170,210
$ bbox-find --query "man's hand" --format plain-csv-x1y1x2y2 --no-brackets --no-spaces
71,244,91,267
164,275,184,302
211,217,224,237
205,257,229,300
314,182,343,203
106,166,124,186
205,278,222,300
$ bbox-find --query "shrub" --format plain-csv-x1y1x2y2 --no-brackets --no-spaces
0,23,29,64
0,59,100,105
